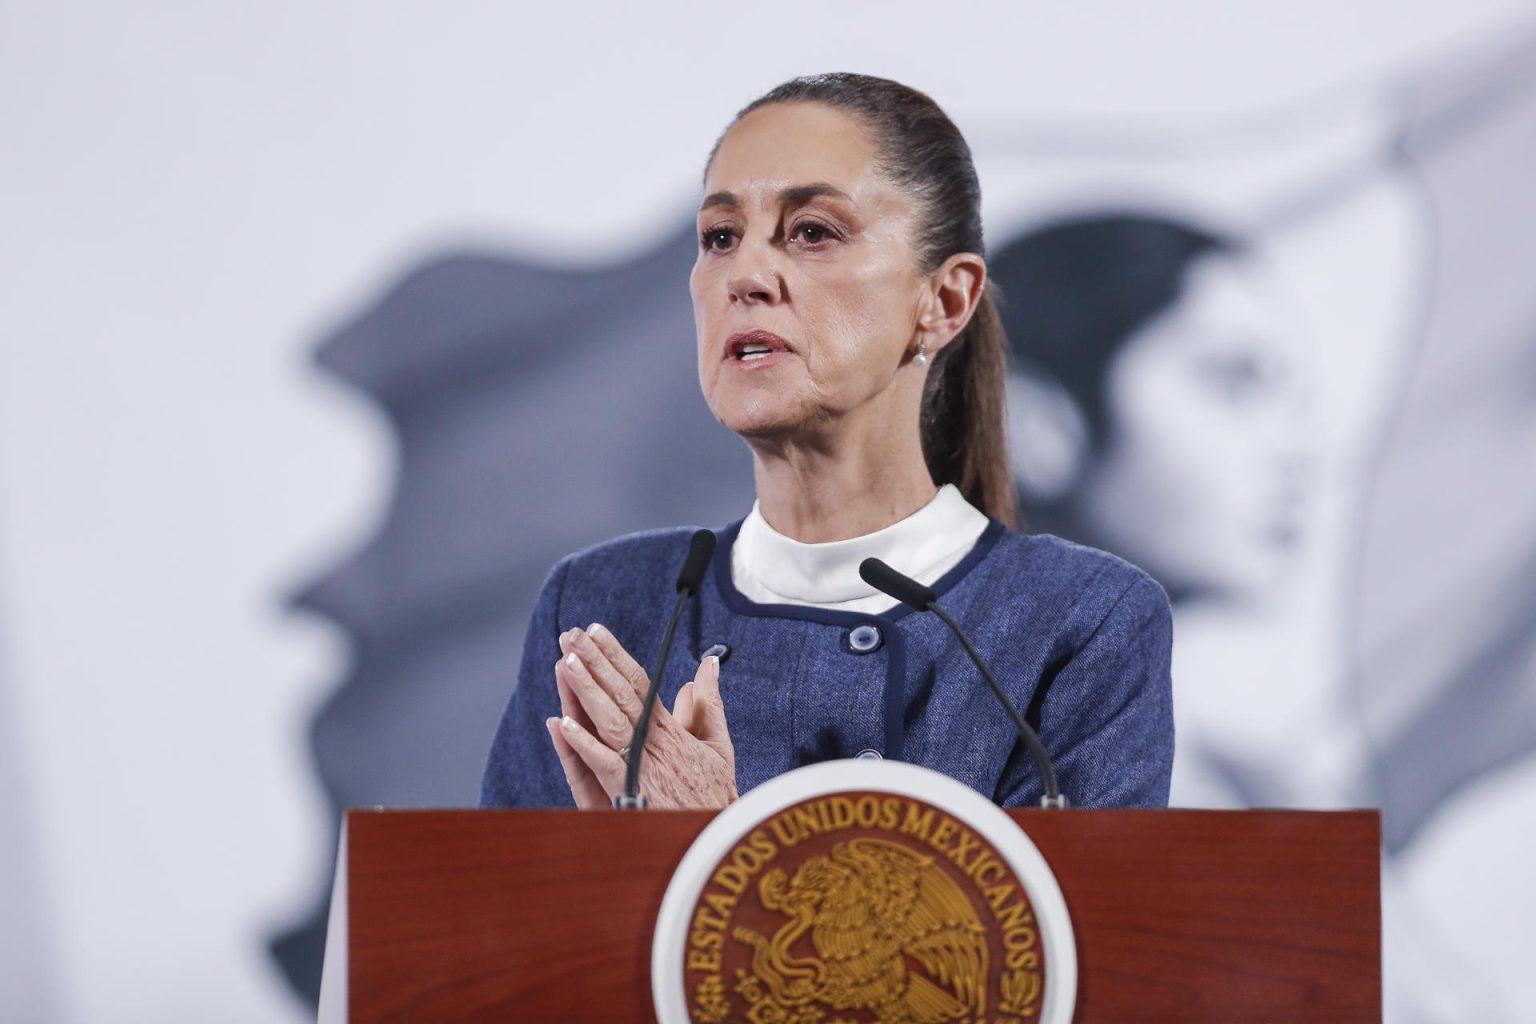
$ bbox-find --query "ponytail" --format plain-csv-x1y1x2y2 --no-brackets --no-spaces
921,284,1017,528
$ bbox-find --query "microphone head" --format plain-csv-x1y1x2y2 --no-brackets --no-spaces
676,529,717,594
859,557,936,611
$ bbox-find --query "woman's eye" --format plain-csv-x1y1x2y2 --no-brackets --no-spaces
791,222,833,245
701,228,736,252
1195,351,1271,402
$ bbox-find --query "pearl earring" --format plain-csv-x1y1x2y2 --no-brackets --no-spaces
915,341,928,368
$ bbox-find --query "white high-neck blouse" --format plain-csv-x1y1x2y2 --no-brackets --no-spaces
730,484,991,615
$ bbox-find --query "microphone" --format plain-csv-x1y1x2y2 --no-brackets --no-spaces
858,557,1067,808
616,529,717,809
858,557,937,612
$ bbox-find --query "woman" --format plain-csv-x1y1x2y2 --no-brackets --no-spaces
993,214,1310,604
480,74,1173,810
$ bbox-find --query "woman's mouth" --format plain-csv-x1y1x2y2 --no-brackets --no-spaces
725,330,793,367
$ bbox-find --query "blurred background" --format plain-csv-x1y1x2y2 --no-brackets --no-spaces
3,2,1534,1021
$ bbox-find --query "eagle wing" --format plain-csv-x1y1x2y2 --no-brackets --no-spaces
821,838,989,1021
800,844,912,1009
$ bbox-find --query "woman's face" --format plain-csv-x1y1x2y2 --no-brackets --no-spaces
691,102,929,442
1073,254,1311,601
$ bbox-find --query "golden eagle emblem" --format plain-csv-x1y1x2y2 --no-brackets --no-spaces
732,837,988,1023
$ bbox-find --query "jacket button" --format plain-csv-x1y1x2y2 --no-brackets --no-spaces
699,642,731,663
846,624,883,654
855,748,884,760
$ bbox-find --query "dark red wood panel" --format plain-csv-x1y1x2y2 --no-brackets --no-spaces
347,808,1380,1022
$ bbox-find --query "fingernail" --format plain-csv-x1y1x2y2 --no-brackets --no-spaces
560,715,578,732
565,652,579,667
588,622,606,638
706,655,720,668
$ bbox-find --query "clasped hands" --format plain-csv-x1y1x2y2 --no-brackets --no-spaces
546,623,738,809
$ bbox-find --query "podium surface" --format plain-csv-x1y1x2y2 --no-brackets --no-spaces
333,807,1380,1022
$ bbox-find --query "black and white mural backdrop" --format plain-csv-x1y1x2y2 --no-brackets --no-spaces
3,4,1533,1021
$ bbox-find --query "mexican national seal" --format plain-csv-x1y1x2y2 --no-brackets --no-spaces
652,761,1076,1024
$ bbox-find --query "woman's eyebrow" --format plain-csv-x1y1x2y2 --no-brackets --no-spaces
779,182,854,207
699,182,855,214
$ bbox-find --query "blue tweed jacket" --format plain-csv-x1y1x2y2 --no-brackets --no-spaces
480,519,1173,809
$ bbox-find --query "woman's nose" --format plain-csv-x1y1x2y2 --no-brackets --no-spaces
727,238,783,305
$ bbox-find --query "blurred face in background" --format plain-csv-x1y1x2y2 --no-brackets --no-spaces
690,102,930,446
1069,254,1310,601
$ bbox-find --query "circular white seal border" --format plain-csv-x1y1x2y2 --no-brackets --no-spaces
651,759,1077,1024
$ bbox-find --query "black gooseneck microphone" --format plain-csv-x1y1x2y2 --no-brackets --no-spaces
859,557,1068,808
616,529,717,809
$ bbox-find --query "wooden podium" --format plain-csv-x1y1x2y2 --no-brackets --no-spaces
320,807,1380,1022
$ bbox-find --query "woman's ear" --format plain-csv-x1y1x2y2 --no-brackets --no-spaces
916,253,986,354
1005,368,1090,502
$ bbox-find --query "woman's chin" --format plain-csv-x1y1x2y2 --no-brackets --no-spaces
721,412,805,442
709,394,813,441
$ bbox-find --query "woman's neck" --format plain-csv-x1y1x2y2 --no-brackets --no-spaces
749,428,939,544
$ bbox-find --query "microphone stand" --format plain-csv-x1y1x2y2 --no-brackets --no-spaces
927,603,1066,808
615,530,716,809
859,557,1068,809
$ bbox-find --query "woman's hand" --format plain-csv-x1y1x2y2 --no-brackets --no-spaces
545,623,738,809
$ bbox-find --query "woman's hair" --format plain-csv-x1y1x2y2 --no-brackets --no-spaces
989,213,1235,446
721,73,1017,527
